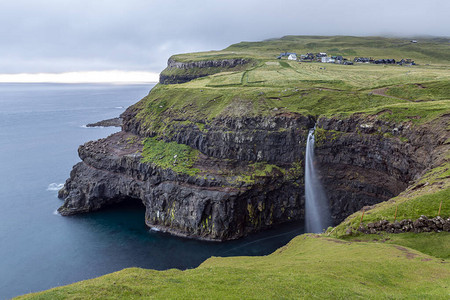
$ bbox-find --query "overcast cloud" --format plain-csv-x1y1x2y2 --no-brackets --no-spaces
0,0,448,75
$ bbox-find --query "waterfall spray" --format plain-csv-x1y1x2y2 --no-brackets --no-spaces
305,127,331,233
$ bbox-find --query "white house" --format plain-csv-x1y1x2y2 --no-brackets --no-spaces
321,57,335,63
288,54,297,60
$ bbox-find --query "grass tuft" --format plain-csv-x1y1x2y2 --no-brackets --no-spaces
141,137,200,176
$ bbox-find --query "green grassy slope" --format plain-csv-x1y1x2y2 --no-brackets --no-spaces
149,36,450,133
20,36,450,298
161,35,449,87
138,58,450,142
328,159,450,238
19,235,450,299
341,232,450,260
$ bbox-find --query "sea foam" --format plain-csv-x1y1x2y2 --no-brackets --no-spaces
47,183,64,191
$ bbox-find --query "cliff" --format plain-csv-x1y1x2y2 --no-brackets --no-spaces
159,57,254,84
59,116,313,241
58,36,450,241
58,110,448,240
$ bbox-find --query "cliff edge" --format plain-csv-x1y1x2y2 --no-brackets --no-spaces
58,36,450,241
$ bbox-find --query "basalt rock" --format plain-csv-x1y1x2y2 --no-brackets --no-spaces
358,216,450,234
315,114,448,224
58,131,305,241
123,112,315,163
58,108,448,240
166,58,251,70
159,58,252,84
86,117,122,128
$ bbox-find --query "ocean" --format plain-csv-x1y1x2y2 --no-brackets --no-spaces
0,83,304,298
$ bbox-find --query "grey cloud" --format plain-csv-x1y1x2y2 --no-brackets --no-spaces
0,0,448,73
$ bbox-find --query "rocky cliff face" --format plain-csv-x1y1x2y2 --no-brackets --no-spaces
58,130,306,241
123,110,315,163
58,99,448,240
315,115,448,224
159,57,252,84
166,58,251,70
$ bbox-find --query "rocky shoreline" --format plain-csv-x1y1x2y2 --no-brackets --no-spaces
86,117,122,128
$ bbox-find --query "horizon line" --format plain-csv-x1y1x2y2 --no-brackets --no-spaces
0,70,160,84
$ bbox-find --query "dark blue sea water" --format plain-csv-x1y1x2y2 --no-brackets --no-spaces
0,83,304,298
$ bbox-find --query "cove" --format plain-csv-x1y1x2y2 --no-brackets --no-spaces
0,83,304,299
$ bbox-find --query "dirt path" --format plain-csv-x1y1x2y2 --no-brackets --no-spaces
315,87,343,92
371,87,413,102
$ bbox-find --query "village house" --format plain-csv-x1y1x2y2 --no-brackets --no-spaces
288,53,297,60
331,56,346,64
305,53,315,60
374,58,396,64
321,56,335,63
397,58,415,66
354,57,371,63
280,52,415,67
277,52,297,59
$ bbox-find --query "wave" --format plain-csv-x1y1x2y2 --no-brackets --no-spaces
115,106,124,109
149,227,161,232
47,183,64,191
53,210,60,216
82,125,106,128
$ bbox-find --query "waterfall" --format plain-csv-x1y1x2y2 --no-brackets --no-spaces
305,127,331,233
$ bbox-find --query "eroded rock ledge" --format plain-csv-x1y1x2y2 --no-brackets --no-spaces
58,110,448,240
159,57,252,84
58,131,304,241
86,117,122,128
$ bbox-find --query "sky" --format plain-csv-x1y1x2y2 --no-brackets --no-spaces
0,0,448,83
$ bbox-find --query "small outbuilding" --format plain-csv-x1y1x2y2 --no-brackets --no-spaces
288,53,297,60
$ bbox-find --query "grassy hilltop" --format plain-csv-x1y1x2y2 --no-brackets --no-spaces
173,36,450,64
21,36,450,298
150,36,449,130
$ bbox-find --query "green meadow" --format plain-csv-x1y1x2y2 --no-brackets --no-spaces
152,37,450,130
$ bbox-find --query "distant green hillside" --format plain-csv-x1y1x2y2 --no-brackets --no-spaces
161,36,450,85
172,36,450,65
143,45,450,140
